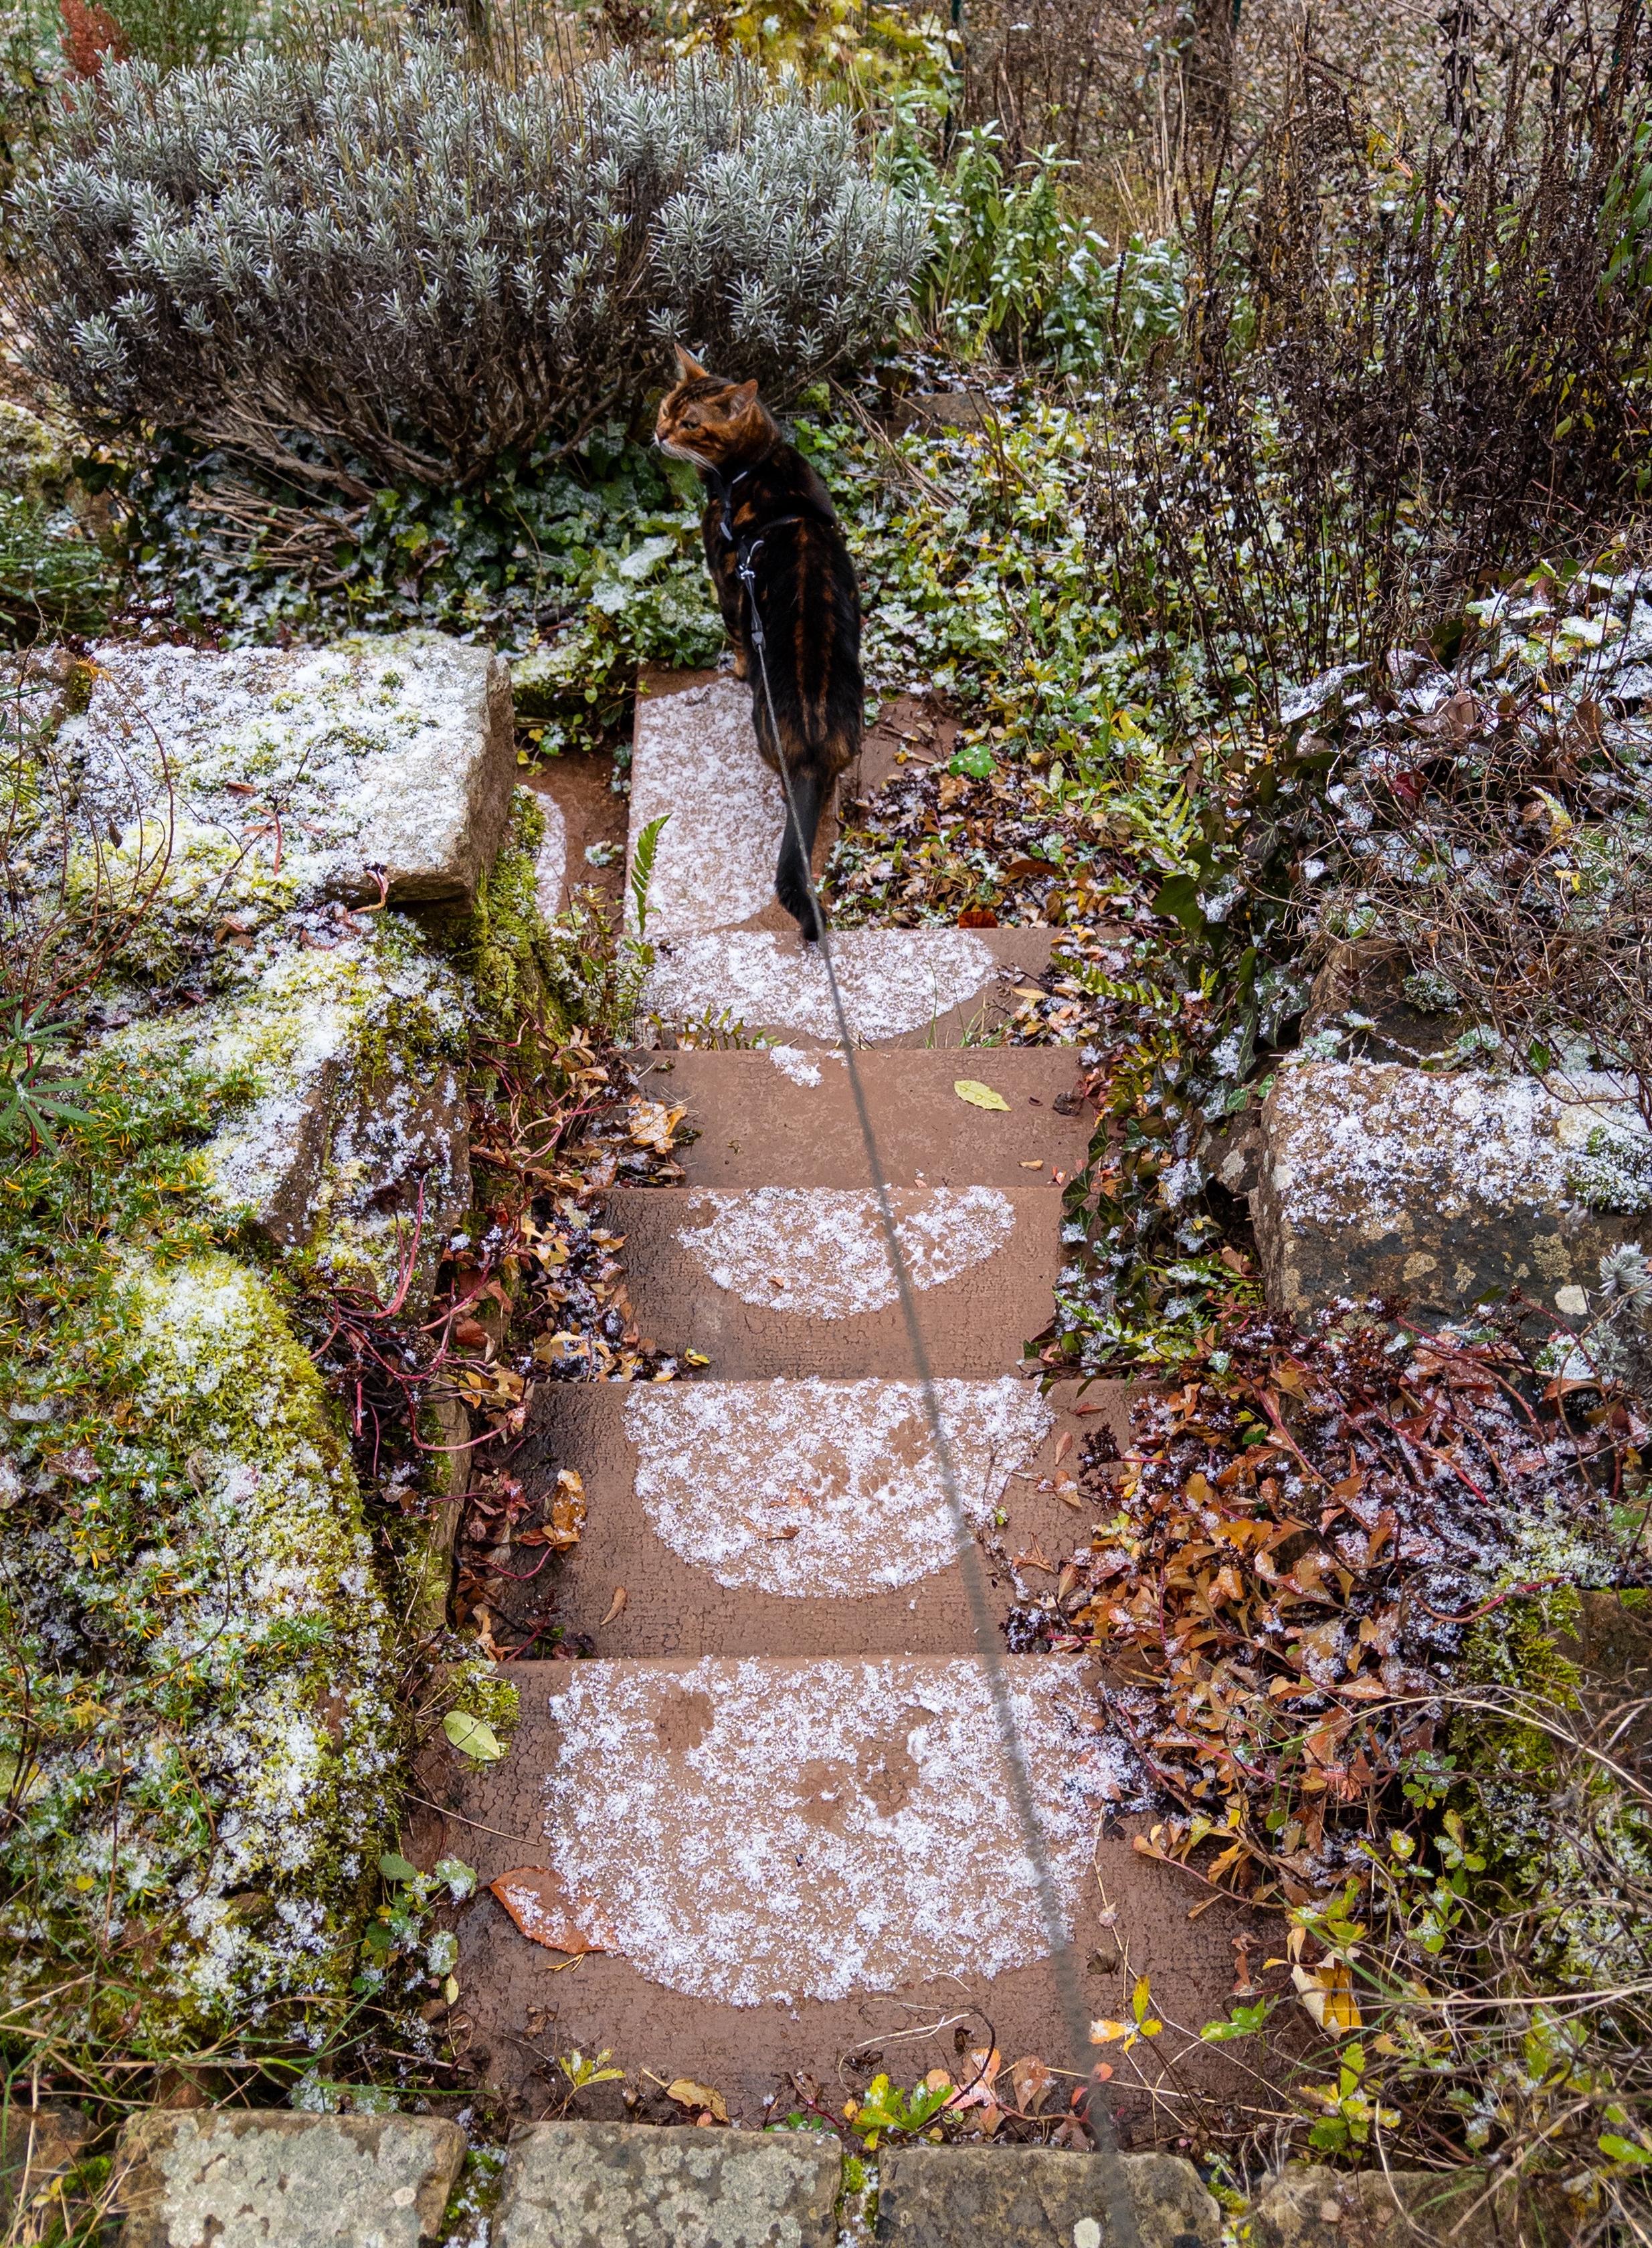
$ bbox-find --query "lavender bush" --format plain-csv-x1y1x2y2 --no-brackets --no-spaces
9,42,926,491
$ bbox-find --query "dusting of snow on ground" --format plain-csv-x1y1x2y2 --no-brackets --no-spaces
1271,1060,1652,1228
675,1186,1016,1316
767,1044,824,1087
539,1655,1133,2004
628,677,785,936
624,1377,1054,1596
534,795,568,920
643,928,998,1042
60,632,502,905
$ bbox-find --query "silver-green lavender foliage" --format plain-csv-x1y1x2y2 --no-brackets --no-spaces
10,42,927,489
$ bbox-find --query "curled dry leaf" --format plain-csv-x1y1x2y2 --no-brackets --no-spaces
546,1469,585,1552
1010,2054,1052,2114
600,1584,627,1626
489,1866,613,1954
628,1097,686,1153
666,2077,729,2123
948,2046,1002,2109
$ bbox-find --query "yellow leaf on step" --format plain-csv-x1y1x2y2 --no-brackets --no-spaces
953,1079,1010,1112
666,2077,729,2123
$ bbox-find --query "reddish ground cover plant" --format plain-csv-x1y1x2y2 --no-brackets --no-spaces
1077,1307,1643,1906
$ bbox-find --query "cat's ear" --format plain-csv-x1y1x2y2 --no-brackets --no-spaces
729,380,759,413
672,342,709,382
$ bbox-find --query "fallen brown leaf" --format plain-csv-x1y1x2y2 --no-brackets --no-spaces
489,1867,611,1954
666,2077,729,2123
1010,2054,1052,2114
600,1585,627,1626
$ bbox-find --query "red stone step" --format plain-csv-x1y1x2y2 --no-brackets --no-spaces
632,1046,1096,1189
437,1655,1255,2122
603,1184,1062,1379
505,1377,1128,1659
641,925,1057,1049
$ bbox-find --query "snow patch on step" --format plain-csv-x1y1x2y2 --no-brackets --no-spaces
629,677,784,936
768,1044,830,1087
643,928,997,1042
624,1376,1053,1596
534,796,567,921
537,1655,1137,2005
674,1186,1015,1317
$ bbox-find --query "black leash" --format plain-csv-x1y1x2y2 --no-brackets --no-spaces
733,545,1146,2248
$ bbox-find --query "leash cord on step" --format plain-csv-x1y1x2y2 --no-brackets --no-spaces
735,547,1143,2248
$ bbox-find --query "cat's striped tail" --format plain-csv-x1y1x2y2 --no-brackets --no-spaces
775,763,827,943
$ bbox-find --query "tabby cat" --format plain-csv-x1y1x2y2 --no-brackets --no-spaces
655,345,862,943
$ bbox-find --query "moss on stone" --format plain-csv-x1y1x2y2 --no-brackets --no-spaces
116,1252,401,2032
1463,1587,1583,1703
451,788,551,1039
445,1663,520,1740
104,917,471,1311
0,401,75,506
0,1058,401,2060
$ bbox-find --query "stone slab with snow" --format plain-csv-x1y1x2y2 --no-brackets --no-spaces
628,672,788,937
509,1376,1124,1658
1254,1059,1652,1321
446,1647,1258,2116
493,2123,840,2248
875,2146,1220,2247
116,2112,465,2248
642,925,1054,1047
61,630,514,914
102,925,470,1310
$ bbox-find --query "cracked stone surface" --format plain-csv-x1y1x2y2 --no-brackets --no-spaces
116,2112,466,2248
493,2124,840,2248
1255,1058,1652,1319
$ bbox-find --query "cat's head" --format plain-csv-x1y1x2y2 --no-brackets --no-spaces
655,345,776,470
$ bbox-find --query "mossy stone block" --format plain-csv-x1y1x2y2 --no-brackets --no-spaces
104,926,470,1311
492,2122,840,2247
116,2112,466,2247
1254,1059,1652,1322
873,2146,1218,2247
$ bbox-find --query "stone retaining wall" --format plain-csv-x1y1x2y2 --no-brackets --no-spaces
90,2110,1503,2248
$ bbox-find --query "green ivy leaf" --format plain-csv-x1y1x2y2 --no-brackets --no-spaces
1152,872,1204,934
442,1710,505,1762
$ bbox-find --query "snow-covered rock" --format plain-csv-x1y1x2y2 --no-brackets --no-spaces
61,630,514,913
1255,1059,1652,1319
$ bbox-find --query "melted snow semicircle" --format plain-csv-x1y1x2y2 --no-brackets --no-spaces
538,1655,1138,2006
642,927,998,1042
673,1186,1016,1318
624,1376,1054,1596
